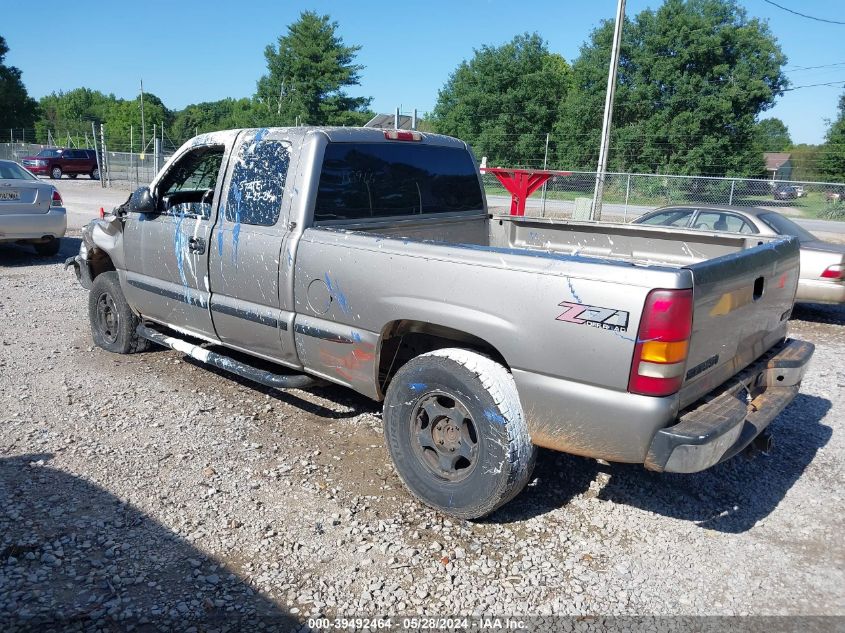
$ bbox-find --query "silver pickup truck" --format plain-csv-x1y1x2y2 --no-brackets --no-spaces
67,127,814,519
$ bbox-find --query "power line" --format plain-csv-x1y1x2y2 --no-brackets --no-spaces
761,0,845,25
785,61,845,72
783,80,845,91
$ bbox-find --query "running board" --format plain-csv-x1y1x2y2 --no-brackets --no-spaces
136,324,320,390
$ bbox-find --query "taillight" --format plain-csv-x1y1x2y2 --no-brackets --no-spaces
628,288,694,397
383,130,422,141
51,189,62,207
821,265,843,280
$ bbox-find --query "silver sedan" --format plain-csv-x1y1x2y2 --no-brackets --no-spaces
633,205,845,305
0,159,66,256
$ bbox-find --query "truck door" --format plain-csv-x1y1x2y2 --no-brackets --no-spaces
122,135,235,340
207,129,298,365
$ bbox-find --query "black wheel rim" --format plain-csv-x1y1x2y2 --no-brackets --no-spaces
410,391,479,482
96,292,119,344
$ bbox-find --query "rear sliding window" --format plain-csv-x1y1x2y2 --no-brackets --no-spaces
314,142,483,222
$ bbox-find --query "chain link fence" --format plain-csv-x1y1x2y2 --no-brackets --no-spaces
3,141,844,221
0,143,172,190
483,171,845,222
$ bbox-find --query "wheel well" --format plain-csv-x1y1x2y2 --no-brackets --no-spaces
88,248,115,280
377,320,508,396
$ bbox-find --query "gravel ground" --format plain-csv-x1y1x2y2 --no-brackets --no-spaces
1,227,844,629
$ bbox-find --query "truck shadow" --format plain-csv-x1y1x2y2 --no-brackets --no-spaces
186,358,380,420
487,394,831,531
595,394,832,533
0,237,82,268
0,454,300,631
791,302,845,326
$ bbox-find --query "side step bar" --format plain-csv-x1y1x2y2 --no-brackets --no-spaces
136,324,321,390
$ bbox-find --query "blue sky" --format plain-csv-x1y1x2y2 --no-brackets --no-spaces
4,0,844,144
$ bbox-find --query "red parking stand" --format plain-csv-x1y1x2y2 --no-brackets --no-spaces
481,167,573,216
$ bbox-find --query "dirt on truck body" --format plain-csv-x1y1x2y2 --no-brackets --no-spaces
67,126,813,518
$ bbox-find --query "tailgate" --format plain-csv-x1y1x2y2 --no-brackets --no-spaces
678,236,800,409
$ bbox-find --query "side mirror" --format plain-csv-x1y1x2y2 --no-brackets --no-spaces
128,187,156,214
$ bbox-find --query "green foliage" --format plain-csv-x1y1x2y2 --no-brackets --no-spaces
0,36,38,129
557,0,787,177
790,143,824,182
36,88,169,150
819,93,845,182
432,33,571,166
254,11,371,126
754,118,791,152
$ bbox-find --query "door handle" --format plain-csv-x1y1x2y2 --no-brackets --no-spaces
188,237,206,254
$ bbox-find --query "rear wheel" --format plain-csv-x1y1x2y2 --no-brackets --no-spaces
33,237,60,257
90,167,100,180
383,348,536,519
50,166,62,179
88,272,148,354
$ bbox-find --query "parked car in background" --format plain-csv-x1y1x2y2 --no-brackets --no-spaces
0,159,66,256
21,148,100,180
792,185,805,198
773,184,798,200
633,205,845,305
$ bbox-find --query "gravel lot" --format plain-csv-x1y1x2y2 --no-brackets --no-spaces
0,180,843,630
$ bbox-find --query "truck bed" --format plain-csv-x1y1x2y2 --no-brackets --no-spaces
319,212,799,412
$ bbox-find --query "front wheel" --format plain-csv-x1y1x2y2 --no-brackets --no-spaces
51,166,62,179
383,348,536,519
88,272,148,354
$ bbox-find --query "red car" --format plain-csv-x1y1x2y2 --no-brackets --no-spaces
21,148,100,180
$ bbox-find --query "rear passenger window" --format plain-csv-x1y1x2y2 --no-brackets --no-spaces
314,142,484,222
225,137,289,227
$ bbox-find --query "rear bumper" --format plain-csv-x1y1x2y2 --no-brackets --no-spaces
797,278,845,305
645,338,814,473
0,208,67,241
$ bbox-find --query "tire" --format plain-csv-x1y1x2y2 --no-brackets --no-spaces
383,348,536,519
88,272,148,354
68,174,78,179
90,167,100,180
50,166,62,179
33,237,60,257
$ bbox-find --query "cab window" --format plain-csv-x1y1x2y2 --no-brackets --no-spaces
224,138,290,227
693,211,757,234
157,145,225,219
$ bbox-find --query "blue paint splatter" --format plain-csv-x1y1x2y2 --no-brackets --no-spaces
217,227,225,256
254,128,269,143
408,383,427,392
484,409,506,425
231,186,242,262
324,273,352,314
286,248,293,269
350,330,362,343
566,276,584,305
172,210,191,304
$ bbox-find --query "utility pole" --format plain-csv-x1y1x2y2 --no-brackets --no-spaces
590,0,626,221
140,79,146,152
541,132,550,216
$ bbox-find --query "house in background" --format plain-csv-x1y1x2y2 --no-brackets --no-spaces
764,152,793,181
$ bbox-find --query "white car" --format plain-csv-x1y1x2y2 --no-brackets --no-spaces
0,159,66,256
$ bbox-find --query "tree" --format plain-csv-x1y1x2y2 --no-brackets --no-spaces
0,35,38,130
819,93,845,181
557,0,788,176
754,118,791,152
433,33,571,166
255,11,371,126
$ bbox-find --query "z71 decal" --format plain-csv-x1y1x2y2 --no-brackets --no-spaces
557,301,630,332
